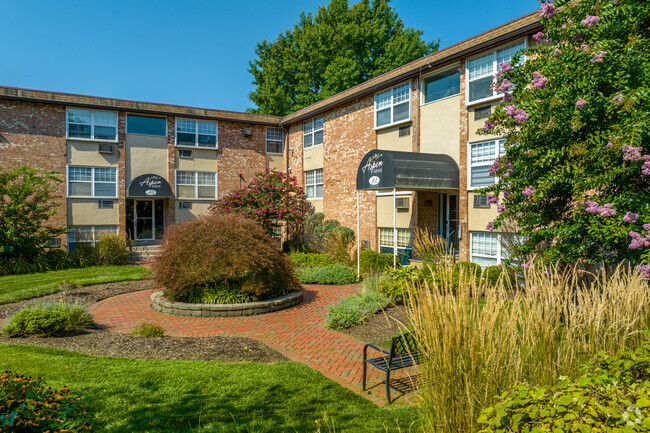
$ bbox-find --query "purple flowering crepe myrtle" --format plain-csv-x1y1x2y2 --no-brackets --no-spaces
476,0,650,274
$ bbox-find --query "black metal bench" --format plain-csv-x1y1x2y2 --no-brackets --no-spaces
362,331,421,404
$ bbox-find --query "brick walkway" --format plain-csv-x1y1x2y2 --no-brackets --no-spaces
89,284,418,405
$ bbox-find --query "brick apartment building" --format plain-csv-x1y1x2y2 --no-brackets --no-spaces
0,11,541,267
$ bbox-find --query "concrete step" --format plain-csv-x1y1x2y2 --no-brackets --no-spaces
131,243,162,261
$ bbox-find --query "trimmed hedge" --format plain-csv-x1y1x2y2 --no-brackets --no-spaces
295,264,356,285
482,265,516,288
289,252,334,268
358,250,397,276
2,303,95,337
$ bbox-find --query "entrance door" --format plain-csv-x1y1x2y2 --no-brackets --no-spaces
438,194,459,252
130,199,165,240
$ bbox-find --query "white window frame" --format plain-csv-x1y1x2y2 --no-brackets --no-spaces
470,232,509,267
378,227,412,250
420,64,461,106
66,108,118,142
266,127,284,154
68,225,118,250
303,116,324,149
465,39,527,106
304,168,323,199
467,138,506,190
126,114,168,137
374,81,412,129
175,118,218,149
175,170,218,200
66,165,118,199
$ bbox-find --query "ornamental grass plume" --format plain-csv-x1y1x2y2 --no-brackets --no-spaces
406,262,650,433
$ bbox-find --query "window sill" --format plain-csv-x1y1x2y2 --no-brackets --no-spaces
266,151,284,155
466,94,503,108
175,145,219,151
67,137,118,144
175,198,216,201
303,143,323,150
307,197,323,201
67,196,119,200
420,93,460,107
374,119,411,132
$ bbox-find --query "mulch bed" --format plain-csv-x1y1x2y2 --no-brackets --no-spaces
0,280,287,363
343,305,410,347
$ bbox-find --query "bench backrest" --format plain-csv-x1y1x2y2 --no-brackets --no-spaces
389,332,418,361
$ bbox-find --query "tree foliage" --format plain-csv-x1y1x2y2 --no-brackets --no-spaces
209,170,313,235
248,0,438,116
481,0,650,268
0,166,65,258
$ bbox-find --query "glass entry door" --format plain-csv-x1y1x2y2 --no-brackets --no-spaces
438,194,459,252
130,199,164,240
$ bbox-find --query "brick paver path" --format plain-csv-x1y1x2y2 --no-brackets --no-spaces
89,284,417,405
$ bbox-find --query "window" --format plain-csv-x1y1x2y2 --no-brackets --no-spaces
176,171,217,199
474,105,492,120
305,169,323,199
375,82,411,128
47,237,61,248
178,149,192,159
396,197,409,211
98,200,114,209
68,225,117,251
303,117,323,148
467,40,526,103
270,225,283,238
178,202,192,210
127,115,167,136
471,232,510,268
176,118,218,148
67,108,117,141
266,127,283,153
469,139,505,188
379,228,412,248
423,67,460,103
473,195,491,209
398,125,411,137
68,166,117,197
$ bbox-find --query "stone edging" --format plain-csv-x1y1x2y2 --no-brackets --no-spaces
150,289,304,317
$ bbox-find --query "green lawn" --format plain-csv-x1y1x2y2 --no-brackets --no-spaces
0,265,150,304
0,345,418,432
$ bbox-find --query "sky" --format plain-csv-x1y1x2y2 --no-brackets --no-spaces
3,0,540,113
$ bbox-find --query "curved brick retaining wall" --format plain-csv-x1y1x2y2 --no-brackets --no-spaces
151,289,304,317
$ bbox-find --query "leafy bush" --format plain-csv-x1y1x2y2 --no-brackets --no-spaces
289,252,334,268
35,249,74,272
0,371,94,432
477,343,650,432
359,250,397,276
325,227,355,266
452,261,482,291
326,291,390,330
482,266,516,288
282,240,310,253
379,266,424,304
2,302,95,337
153,213,298,302
304,212,341,253
130,321,165,337
70,245,101,268
96,233,132,265
295,264,356,285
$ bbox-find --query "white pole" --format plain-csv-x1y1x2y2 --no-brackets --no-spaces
357,190,360,278
393,187,397,268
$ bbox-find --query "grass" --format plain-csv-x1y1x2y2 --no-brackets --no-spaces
0,265,150,304
0,345,418,432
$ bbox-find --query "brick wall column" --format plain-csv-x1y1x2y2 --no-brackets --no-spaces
458,59,470,261
117,113,127,237
165,116,176,233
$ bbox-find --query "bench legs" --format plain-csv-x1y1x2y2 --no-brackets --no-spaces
362,359,367,391
386,369,391,404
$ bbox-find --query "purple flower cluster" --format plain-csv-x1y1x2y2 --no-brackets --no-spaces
585,200,616,216
505,105,518,116
497,79,512,92
497,205,506,213
642,156,650,175
502,93,514,102
610,92,624,105
599,204,616,217
533,31,545,42
638,264,650,280
539,2,556,19
514,110,530,124
585,200,600,214
487,194,499,205
498,62,512,73
488,158,500,176
629,227,650,249
531,71,548,89
486,221,495,231
591,50,607,63
554,48,562,55
483,120,498,132
521,260,532,271
523,185,535,196
581,15,600,29
624,211,639,223
581,44,590,52
622,144,643,161
575,98,587,108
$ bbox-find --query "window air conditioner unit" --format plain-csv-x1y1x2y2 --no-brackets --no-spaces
395,197,409,210
98,143,114,154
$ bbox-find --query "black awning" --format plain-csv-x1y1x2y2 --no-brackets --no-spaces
356,150,459,191
127,174,173,198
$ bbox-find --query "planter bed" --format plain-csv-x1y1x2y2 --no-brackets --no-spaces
151,289,304,317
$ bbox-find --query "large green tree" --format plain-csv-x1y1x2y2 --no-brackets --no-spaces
482,0,650,270
248,0,438,116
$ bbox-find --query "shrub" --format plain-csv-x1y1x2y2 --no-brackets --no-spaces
35,249,74,272
359,250,398,276
96,233,132,265
70,245,101,268
477,344,650,432
2,308,67,337
130,321,165,337
326,291,390,330
2,303,95,337
325,227,355,266
452,261,482,291
304,212,341,253
289,252,334,268
295,264,356,285
282,240,310,253
153,213,298,302
482,265,516,288
379,266,424,304
0,371,94,432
